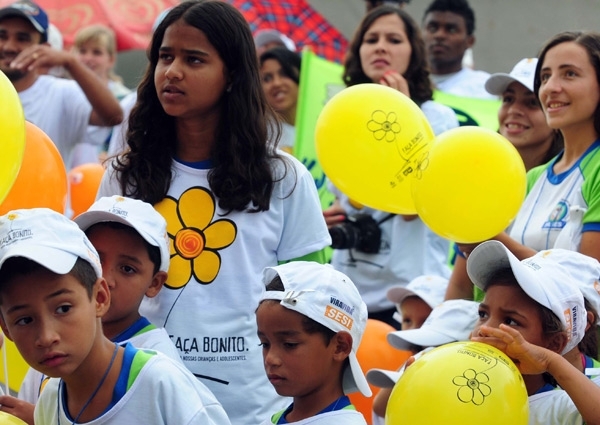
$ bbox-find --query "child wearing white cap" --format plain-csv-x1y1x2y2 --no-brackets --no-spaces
73,195,178,355
468,240,600,425
387,274,448,330
367,299,479,420
0,208,230,425
536,249,600,379
12,196,182,419
510,249,600,425
257,262,370,424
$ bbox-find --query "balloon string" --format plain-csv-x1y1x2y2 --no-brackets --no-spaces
2,338,8,395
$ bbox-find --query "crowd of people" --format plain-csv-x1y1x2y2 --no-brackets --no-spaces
0,0,600,424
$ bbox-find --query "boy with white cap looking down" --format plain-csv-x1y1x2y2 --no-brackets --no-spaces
257,261,371,424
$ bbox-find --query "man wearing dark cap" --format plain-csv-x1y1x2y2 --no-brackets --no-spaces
0,0,122,167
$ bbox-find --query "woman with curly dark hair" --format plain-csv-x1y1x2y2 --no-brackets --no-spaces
96,1,330,423
324,5,458,331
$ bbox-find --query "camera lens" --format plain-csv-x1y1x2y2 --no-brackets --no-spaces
329,223,358,250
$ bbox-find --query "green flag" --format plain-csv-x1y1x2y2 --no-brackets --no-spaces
433,90,501,131
294,48,345,210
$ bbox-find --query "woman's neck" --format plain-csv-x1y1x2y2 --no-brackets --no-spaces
554,125,598,173
175,116,218,162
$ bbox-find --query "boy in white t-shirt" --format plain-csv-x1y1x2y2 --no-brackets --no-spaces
0,208,230,424
5,196,182,424
73,195,180,358
257,262,371,424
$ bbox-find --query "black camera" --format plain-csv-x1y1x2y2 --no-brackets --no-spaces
329,213,382,253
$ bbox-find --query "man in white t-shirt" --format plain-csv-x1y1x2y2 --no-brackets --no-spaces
421,0,496,100
0,0,123,167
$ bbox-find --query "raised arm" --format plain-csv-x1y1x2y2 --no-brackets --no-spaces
11,44,123,126
473,324,600,425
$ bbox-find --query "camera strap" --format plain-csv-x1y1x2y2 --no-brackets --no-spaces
377,214,395,225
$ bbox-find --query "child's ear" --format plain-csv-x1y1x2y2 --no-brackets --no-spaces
546,331,568,354
94,278,111,318
145,271,167,298
0,316,13,342
586,310,595,332
332,331,353,362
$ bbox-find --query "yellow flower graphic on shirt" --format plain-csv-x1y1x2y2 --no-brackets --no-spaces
155,187,236,289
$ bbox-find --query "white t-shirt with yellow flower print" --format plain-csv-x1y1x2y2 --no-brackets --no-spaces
97,152,332,425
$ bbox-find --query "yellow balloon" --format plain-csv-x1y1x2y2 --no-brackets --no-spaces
0,411,28,425
385,341,528,425
315,84,435,214
0,71,26,205
412,126,526,243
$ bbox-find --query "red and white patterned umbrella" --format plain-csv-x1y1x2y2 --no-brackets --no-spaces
227,0,348,63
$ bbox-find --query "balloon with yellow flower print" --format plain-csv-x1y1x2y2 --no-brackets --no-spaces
315,83,435,214
385,341,528,425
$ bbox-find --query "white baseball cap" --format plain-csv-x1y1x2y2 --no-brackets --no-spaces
387,275,448,309
366,347,432,389
0,208,102,278
254,29,296,52
366,368,403,389
387,299,480,351
529,249,600,326
467,241,586,355
73,196,170,272
261,262,371,397
485,58,538,95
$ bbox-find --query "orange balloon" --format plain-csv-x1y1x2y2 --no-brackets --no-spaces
69,163,105,217
0,122,67,215
349,319,412,424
